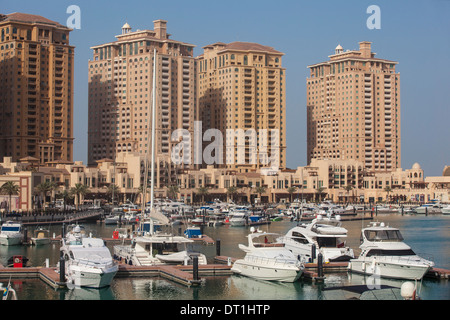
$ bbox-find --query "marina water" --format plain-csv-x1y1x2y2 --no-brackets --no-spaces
0,214,448,300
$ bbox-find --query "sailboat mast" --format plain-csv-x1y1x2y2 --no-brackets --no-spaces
150,48,157,211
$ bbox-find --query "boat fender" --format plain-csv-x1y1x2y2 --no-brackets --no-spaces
362,262,366,271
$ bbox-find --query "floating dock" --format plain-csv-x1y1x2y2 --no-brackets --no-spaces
0,257,448,289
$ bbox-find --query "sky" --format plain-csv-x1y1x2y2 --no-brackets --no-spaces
2,0,449,176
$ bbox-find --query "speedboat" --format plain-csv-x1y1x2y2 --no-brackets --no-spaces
278,215,354,263
104,214,121,225
442,205,450,215
414,203,442,214
348,222,434,280
30,227,51,246
229,212,248,226
114,219,207,266
231,229,304,282
0,221,24,246
60,225,118,288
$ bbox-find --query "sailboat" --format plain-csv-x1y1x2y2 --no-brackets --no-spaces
113,49,207,267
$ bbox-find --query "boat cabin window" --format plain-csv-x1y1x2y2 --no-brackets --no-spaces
1,226,21,232
364,230,404,242
291,232,310,244
366,249,416,257
317,237,337,248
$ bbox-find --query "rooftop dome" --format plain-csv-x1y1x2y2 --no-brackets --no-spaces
122,22,131,29
335,44,344,54
443,166,450,176
412,163,421,170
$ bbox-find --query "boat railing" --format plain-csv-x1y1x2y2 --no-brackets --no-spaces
244,254,300,268
70,258,116,269
369,254,434,266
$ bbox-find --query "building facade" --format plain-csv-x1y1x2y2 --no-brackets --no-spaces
197,42,287,171
307,41,400,173
88,20,198,186
0,13,75,164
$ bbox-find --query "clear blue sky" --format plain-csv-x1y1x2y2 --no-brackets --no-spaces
2,0,449,176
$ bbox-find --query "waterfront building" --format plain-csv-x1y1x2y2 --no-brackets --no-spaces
307,42,400,173
1,155,448,207
88,20,198,185
197,41,287,171
0,13,75,164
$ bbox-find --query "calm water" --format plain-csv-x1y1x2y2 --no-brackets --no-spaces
1,214,449,301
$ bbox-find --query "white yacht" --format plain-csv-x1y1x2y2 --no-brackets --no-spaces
231,230,304,282
229,212,247,226
414,203,442,214
60,225,118,288
442,205,450,215
0,221,24,246
348,222,434,280
278,215,354,263
114,218,207,266
30,227,51,246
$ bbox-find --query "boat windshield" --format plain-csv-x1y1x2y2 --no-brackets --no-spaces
366,249,416,257
364,229,404,242
317,236,338,248
1,226,21,232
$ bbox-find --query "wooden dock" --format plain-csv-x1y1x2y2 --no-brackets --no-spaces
1,256,447,289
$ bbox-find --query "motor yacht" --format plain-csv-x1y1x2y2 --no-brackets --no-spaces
348,222,434,280
0,221,24,246
229,212,247,226
114,217,207,266
60,225,118,288
442,204,450,215
30,227,51,246
413,203,442,214
278,215,354,263
231,229,304,282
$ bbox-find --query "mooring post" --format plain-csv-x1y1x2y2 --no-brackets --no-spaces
216,239,221,256
193,256,199,281
317,252,324,279
23,228,28,245
59,252,65,284
311,244,316,263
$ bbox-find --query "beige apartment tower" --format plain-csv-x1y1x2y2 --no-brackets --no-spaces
0,13,74,164
307,41,400,173
88,20,198,186
197,42,287,171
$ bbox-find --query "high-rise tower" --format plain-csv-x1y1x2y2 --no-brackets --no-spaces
0,13,74,164
307,41,400,173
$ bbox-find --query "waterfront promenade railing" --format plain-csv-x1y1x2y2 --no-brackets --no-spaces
0,208,104,226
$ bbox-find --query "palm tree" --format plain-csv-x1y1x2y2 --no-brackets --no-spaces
196,186,209,204
0,181,20,215
254,186,266,203
70,183,90,210
316,186,325,203
286,186,297,203
35,181,55,211
344,185,353,204
384,186,392,203
226,186,239,202
57,189,74,212
106,184,120,204
167,185,180,200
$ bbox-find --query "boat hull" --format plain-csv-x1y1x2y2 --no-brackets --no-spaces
67,265,118,288
231,260,302,282
0,235,23,246
348,258,431,280
31,238,51,246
